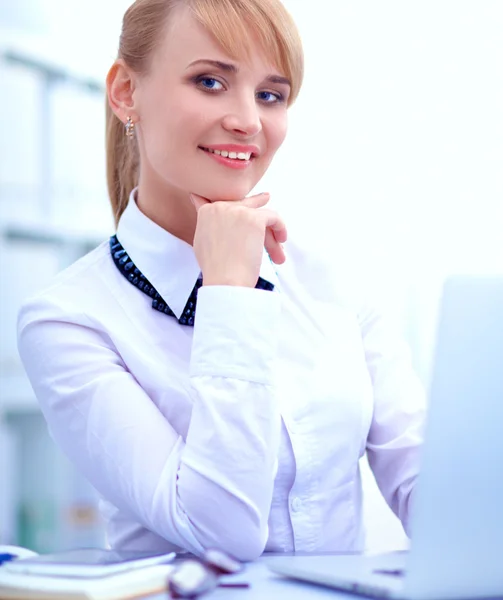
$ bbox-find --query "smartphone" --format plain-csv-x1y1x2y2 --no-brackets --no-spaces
4,548,177,578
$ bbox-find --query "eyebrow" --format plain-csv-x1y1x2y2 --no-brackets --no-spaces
186,59,291,87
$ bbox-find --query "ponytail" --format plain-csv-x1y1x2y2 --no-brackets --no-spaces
105,101,138,227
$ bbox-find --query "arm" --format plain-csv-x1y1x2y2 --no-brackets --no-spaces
17,285,281,561
360,301,426,536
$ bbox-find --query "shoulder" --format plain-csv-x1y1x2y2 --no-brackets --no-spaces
17,240,115,330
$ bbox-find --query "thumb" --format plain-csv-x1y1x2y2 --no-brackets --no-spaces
189,193,210,211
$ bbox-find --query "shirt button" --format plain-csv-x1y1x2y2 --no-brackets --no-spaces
291,497,302,512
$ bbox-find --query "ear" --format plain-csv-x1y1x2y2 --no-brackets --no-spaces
106,58,139,125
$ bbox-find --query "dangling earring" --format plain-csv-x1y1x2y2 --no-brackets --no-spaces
125,116,135,138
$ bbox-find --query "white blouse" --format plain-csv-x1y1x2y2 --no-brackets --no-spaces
17,190,425,561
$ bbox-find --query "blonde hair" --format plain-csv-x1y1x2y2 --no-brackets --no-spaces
106,0,304,225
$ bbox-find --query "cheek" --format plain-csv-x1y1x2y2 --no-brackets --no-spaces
138,81,194,144
139,102,197,173
266,112,288,155
257,113,288,174
137,94,177,163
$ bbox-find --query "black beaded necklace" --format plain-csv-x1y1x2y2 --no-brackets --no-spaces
109,235,274,326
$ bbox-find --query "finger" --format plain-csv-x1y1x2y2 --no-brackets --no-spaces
190,193,211,211
239,192,270,209
260,210,288,244
265,228,286,265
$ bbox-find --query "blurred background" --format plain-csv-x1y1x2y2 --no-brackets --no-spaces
0,0,502,554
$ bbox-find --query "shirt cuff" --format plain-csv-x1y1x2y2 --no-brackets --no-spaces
190,285,281,384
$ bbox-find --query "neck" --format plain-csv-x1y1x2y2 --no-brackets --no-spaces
135,170,197,246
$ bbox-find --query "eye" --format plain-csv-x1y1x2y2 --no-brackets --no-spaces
195,76,225,92
257,90,284,104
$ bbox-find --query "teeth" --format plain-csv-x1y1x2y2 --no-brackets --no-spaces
204,148,252,160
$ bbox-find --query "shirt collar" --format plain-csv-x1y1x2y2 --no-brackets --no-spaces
116,188,279,319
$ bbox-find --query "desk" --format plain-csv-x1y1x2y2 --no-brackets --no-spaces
154,555,358,600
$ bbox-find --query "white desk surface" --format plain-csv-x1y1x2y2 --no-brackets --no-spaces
154,554,361,600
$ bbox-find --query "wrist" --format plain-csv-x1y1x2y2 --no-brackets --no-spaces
202,271,257,288
203,278,255,288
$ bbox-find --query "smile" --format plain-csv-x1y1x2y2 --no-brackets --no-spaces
200,146,253,161
199,146,256,170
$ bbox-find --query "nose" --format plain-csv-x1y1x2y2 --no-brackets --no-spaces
221,94,262,138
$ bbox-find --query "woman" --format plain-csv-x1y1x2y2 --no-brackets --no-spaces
17,0,425,561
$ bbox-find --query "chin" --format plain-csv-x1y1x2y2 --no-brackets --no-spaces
201,182,255,203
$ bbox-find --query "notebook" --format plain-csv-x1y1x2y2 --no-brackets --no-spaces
3,548,176,578
0,563,175,600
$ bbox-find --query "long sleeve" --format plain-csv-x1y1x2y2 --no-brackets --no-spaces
17,285,282,561
359,301,426,536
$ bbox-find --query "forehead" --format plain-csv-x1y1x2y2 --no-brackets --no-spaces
152,4,282,77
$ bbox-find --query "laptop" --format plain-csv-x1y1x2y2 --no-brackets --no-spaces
269,275,503,600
